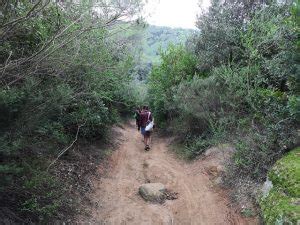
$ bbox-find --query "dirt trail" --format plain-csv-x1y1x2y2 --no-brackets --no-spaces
84,121,257,225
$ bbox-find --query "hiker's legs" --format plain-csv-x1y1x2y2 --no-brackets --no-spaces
141,127,146,144
144,132,151,150
141,128,151,149
136,120,140,131
144,136,149,146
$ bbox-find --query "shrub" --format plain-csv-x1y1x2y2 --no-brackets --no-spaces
148,44,198,125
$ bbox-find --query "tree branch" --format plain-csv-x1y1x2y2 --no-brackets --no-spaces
47,123,85,172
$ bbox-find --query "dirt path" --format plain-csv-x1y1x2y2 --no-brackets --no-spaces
84,121,257,225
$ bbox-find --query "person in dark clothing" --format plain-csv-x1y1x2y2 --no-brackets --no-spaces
140,106,153,150
134,107,141,131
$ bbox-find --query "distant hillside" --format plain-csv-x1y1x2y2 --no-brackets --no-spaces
141,25,194,64
129,25,195,80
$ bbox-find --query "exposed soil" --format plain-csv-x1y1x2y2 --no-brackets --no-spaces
78,121,258,225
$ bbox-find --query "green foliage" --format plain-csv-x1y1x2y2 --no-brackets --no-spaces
240,208,255,217
182,135,214,159
21,171,64,221
260,188,300,225
148,45,198,124
144,26,194,63
268,147,300,197
194,0,243,72
259,147,300,224
129,25,194,80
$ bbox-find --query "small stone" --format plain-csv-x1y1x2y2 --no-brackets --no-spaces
139,183,166,203
261,177,273,198
207,165,223,177
214,176,223,185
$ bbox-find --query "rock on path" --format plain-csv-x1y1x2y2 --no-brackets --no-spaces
139,183,166,203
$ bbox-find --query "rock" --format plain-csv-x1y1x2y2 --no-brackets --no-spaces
204,144,235,157
204,147,219,157
207,165,224,177
261,177,273,198
139,183,166,203
214,176,223,185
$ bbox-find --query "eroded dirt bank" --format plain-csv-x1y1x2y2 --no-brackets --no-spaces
79,121,257,225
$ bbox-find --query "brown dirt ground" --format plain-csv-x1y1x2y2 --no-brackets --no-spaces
78,121,258,225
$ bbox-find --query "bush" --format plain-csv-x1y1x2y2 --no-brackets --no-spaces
148,44,198,125
20,171,66,221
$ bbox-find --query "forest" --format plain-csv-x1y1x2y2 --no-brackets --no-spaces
0,0,299,224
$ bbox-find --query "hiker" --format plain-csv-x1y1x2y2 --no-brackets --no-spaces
140,106,153,151
134,107,141,131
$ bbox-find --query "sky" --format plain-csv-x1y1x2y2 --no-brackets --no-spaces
143,0,210,29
